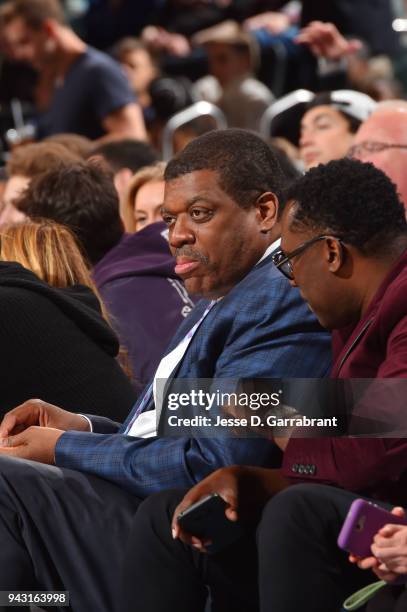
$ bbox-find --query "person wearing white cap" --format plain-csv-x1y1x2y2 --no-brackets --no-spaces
299,89,376,169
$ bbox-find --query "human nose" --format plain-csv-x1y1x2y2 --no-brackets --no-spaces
169,215,195,249
299,128,313,149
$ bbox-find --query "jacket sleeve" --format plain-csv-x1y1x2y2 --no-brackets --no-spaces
55,432,280,497
85,414,121,434
282,437,407,492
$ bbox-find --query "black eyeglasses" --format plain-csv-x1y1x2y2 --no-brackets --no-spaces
347,141,407,159
272,235,343,280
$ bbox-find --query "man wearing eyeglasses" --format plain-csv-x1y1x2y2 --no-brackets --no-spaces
122,158,407,612
273,156,407,377
349,100,407,217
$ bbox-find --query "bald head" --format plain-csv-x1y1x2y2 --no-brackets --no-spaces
352,102,407,215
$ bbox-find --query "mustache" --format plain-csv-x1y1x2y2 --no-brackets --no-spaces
174,247,209,265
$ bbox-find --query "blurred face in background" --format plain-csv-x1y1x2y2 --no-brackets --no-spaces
0,175,28,225
2,16,54,70
300,105,355,169
351,110,407,215
120,47,158,102
207,42,250,87
134,179,165,230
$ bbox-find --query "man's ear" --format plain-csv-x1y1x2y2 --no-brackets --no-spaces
325,237,344,272
255,192,279,233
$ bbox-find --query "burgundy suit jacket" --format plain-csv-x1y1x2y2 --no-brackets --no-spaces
282,249,407,505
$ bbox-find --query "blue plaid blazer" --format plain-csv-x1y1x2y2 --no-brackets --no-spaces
55,254,331,498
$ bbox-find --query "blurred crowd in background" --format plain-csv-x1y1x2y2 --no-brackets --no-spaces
1,0,407,162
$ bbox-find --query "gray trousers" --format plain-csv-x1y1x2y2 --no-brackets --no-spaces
0,456,141,612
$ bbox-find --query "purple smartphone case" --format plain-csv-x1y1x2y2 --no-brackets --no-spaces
337,499,406,557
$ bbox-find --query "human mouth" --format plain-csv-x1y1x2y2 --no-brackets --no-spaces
175,257,201,276
302,150,319,166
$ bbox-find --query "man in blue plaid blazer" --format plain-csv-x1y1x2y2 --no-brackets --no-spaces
0,130,330,611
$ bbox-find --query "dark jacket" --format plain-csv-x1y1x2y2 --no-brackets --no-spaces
283,249,407,505
93,222,196,387
0,262,136,420
331,249,407,379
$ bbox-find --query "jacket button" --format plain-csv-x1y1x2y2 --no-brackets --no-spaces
309,465,316,475
298,465,304,474
291,463,299,473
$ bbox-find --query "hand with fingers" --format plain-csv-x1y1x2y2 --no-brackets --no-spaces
171,465,288,552
0,398,90,464
0,398,90,438
0,425,64,464
295,21,362,61
349,507,407,582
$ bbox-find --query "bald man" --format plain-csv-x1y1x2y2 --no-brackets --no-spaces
350,101,407,216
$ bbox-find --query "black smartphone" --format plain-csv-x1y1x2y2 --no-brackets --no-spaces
177,493,243,554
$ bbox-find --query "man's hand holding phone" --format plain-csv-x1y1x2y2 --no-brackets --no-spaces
171,465,289,553
172,466,241,552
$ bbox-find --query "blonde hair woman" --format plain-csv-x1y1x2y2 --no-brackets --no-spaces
123,162,166,232
0,219,131,378
0,219,95,289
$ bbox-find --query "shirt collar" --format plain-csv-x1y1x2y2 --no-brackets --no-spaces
257,238,281,266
